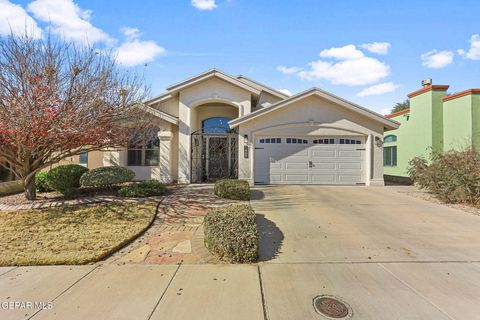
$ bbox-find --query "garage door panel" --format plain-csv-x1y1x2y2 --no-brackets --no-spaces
310,174,336,183
310,162,336,170
285,162,309,170
338,162,363,170
285,174,309,183
255,136,365,185
270,174,282,183
338,174,363,183
338,150,362,158
269,161,282,169
310,150,336,158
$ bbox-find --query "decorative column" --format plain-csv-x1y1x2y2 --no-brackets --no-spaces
158,131,173,183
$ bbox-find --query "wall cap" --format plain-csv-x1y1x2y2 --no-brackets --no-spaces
442,89,480,102
407,85,449,98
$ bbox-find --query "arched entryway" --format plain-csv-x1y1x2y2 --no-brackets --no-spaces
191,116,238,182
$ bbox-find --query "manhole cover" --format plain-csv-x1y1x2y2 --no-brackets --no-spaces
313,296,350,318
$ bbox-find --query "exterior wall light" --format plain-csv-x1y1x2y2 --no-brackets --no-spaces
375,136,384,147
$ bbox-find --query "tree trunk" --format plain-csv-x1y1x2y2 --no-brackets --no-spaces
24,175,36,200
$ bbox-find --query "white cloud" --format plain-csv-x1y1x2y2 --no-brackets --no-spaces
276,65,302,74
278,44,390,86
191,0,217,10
27,0,112,44
115,27,166,67
421,50,453,69
319,44,364,60
360,42,391,55
458,34,480,60
276,88,292,96
356,82,400,97
0,0,42,38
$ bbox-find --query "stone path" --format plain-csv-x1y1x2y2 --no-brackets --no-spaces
105,185,243,265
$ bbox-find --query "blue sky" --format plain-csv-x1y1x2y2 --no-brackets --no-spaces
1,0,480,114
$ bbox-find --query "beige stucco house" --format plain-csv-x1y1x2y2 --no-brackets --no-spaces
96,69,398,186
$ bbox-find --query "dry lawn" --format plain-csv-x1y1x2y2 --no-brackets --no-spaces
0,201,158,266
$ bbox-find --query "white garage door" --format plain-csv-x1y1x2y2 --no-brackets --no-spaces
254,136,366,185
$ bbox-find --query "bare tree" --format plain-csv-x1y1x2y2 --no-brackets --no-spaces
0,33,154,200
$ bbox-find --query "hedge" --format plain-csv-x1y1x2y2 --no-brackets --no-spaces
213,179,250,201
118,180,166,198
204,204,258,263
36,171,53,193
45,164,89,198
80,166,135,187
408,146,480,205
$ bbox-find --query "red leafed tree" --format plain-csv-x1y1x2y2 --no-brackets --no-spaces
0,33,152,200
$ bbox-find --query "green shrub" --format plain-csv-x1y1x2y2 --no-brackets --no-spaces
80,166,135,187
408,146,480,205
213,179,250,200
118,180,166,198
204,204,258,263
35,171,53,193
45,165,89,198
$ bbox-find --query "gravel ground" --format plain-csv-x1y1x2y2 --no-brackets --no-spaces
397,186,480,217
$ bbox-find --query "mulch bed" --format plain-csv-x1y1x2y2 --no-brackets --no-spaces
0,187,121,206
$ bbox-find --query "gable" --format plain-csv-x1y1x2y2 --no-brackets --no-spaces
230,88,399,130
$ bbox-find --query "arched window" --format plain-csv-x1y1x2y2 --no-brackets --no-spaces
384,135,397,143
202,117,231,134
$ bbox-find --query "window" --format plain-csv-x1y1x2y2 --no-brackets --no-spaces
79,150,88,167
339,139,362,145
127,134,160,166
384,146,397,166
313,138,335,144
259,137,282,144
202,117,231,134
384,135,397,143
286,138,308,144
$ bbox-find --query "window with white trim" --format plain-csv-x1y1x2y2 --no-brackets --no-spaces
313,138,335,144
127,134,160,166
259,138,282,144
286,138,308,144
384,146,397,166
339,138,362,145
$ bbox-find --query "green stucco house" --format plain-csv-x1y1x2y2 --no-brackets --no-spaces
384,81,480,180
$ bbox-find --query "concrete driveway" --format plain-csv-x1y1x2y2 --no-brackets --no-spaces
252,185,480,319
2,186,480,320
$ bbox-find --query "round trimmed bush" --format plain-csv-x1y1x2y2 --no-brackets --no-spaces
45,164,89,198
35,171,53,193
80,166,135,187
214,179,250,200
204,204,258,263
118,180,166,198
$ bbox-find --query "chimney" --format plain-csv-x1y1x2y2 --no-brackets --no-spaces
421,78,432,88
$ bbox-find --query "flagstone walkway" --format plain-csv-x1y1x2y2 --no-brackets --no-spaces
105,185,243,265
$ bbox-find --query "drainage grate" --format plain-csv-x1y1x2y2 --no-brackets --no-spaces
313,296,350,318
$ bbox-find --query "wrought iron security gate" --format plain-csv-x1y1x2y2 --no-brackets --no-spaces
191,127,238,183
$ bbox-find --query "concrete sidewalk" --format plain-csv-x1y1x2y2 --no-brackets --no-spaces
1,261,480,320
2,186,480,319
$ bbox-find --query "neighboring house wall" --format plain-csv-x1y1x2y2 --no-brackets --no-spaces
443,95,473,150
384,85,480,178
